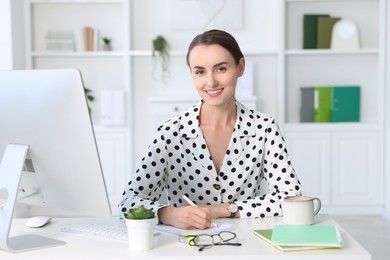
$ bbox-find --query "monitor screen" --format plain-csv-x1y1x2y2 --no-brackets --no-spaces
0,68,111,218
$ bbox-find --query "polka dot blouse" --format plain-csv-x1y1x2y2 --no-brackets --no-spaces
119,101,302,219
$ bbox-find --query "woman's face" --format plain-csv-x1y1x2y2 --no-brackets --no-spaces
188,44,245,107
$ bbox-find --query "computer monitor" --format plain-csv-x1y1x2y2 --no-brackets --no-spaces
0,69,112,252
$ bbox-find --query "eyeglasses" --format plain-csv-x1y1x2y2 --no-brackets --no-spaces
179,231,242,251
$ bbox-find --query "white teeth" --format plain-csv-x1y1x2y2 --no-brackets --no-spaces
207,89,222,94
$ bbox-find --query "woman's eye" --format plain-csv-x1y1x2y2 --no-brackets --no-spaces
194,70,205,76
216,66,227,73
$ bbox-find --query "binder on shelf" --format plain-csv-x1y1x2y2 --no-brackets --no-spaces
317,17,341,49
314,86,331,122
300,87,315,122
331,86,360,122
270,225,343,249
303,14,330,49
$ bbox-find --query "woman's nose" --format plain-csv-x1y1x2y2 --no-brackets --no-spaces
206,74,218,88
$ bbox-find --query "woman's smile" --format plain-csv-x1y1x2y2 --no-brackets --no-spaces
206,88,224,96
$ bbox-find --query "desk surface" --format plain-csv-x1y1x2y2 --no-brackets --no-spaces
1,215,370,259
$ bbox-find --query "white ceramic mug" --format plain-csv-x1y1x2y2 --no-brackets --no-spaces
282,196,321,225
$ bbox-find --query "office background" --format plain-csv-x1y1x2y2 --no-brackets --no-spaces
0,0,389,220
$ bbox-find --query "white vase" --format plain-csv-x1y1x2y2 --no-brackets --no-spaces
125,217,156,252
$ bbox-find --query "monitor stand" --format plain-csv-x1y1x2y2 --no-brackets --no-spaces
0,144,66,253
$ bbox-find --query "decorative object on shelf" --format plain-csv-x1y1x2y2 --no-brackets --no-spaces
45,30,75,52
331,20,360,50
124,206,156,251
100,90,125,126
84,26,99,51
303,14,357,50
101,37,112,51
84,87,95,114
152,35,170,82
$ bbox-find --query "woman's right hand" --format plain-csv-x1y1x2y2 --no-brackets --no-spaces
157,205,214,230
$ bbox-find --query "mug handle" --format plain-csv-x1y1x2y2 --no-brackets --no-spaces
313,197,322,215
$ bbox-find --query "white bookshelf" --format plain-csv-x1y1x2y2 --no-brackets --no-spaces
280,0,385,214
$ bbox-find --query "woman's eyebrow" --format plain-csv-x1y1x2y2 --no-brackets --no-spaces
192,62,228,70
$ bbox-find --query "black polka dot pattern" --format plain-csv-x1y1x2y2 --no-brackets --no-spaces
119,101,302,219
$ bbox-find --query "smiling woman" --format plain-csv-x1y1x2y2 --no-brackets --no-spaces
119,29,302,230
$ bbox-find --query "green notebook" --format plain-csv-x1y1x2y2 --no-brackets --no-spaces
331,86,360,122
254,229,339,252
270,225,343,248
314,86,332,122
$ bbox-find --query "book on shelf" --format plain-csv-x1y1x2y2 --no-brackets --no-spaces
270,225,343,249
303,14,330,49
317,17,342,49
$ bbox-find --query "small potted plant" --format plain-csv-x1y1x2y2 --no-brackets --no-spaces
124,206,156,251
102,37,112,51
152,35,170,82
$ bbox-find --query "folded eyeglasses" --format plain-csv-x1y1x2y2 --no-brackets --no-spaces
179,231,242,251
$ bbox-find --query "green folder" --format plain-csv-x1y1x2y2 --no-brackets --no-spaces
303,14,330,49
314,86,331,122
317,17,341,49
270,225,343,248
331,86,360,122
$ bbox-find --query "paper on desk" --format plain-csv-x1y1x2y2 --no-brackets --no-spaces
155,221,233,235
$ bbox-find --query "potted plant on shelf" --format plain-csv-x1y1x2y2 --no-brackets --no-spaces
152,35,170,82
124,206,156,251
102,37,112,51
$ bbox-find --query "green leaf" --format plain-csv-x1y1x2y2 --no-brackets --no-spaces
124,206,155,220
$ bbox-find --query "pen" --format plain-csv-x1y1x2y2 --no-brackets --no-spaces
182,195,217,228
182,195,197,207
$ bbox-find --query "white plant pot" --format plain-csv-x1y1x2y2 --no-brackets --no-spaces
125,217,156,252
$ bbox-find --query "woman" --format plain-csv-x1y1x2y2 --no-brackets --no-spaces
119,29,302,230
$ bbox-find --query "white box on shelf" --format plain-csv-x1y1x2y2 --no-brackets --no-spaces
101,90,125,126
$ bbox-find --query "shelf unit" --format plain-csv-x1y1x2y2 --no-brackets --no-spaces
23,0,386,214
279,0,385,214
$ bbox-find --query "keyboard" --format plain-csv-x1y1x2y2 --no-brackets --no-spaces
60,222,128,241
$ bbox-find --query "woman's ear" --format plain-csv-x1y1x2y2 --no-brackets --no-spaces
238,57,245,77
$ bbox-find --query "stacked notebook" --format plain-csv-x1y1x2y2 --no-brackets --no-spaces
254,225,343,252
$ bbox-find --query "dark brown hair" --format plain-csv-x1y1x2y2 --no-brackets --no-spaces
186,29,244,67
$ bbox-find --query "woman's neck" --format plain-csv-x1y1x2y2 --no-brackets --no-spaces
199,100,237,128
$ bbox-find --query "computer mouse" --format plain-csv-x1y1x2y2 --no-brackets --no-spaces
25,216,52,228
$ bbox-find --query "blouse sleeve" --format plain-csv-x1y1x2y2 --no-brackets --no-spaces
118,125,169,218
236,118,302,218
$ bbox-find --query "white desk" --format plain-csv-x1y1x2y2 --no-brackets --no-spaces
1,215,371,259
